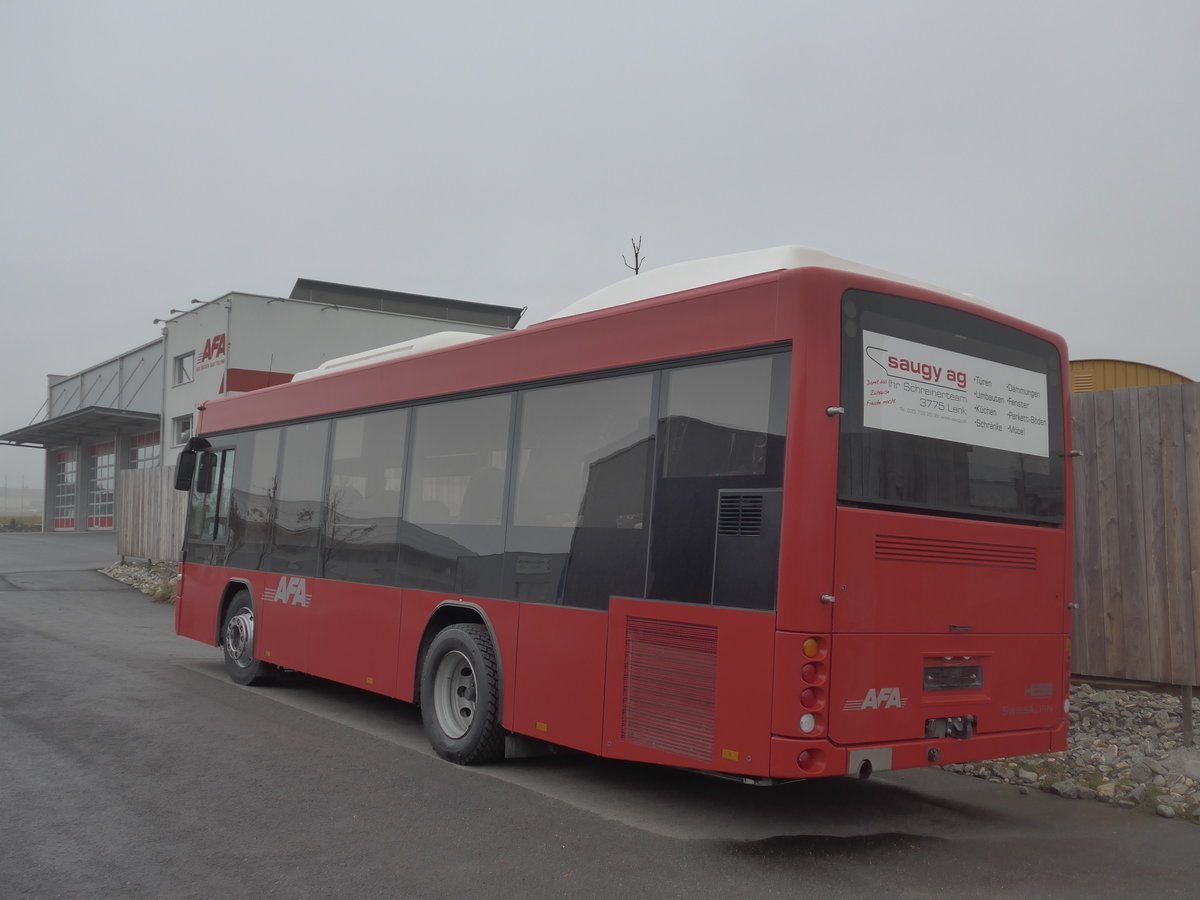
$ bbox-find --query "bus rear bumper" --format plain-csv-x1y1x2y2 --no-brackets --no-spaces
770,721,1070,779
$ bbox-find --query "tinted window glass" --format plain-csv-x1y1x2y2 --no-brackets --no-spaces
226,429,281,571
187,448,236,541
187,451,220,540
324,410,408,585
401,395,511,596
266,421,329,576
662,356,783,478
838,290,1065,523
506,373,654,607
648,353,789,608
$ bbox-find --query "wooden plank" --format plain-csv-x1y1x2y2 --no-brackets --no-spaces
1138,387,1170,682
1092,389,1125,676
1080,391,1105,675
1185,384,1200,686
1159,385,1196,686
1108,391,1156,681
1070,393,1099,674
1079,393,1108,677
1075,396,1094,676
1113,388,1151,681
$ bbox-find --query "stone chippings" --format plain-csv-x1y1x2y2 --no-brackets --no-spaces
943,682,1200,824
102,560,179,601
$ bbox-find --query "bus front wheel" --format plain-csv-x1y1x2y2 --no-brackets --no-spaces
419,623,504,765
222,590,277,686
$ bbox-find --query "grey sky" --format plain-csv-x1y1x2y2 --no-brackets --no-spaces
3,0,1197,486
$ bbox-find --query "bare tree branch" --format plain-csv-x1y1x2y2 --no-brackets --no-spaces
622,236,645,274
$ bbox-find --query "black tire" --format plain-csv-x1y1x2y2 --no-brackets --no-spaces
419,623,505,765
221,590,277,686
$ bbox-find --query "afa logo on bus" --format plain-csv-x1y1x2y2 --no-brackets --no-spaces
843,687,907,711
264,576,311,608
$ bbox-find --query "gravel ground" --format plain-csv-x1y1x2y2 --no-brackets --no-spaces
102,560,179,601
944,682,1199,823
100,562,1198,823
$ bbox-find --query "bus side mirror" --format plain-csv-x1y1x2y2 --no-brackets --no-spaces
174,437,213,491
174,450,197,491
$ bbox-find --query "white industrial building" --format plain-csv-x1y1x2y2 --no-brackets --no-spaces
1,279,523,532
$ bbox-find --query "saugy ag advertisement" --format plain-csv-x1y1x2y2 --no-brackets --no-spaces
861,330,1049,457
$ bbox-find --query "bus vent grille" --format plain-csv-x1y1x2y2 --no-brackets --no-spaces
875,534,1038,570
717,493,764,536
622,617,717,762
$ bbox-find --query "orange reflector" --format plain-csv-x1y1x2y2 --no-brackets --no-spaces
722,749,739,761
535,722,549,732
802,637,820,658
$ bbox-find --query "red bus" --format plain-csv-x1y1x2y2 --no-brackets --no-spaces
174,247,1072,781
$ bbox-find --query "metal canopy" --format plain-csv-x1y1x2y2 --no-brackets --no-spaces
0,406,160,449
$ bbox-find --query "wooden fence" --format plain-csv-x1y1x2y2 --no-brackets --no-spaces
116,465,187,563
1070,383,1200,687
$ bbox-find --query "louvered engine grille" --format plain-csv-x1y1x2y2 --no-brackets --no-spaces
622,618,718,761
875,534,1038,570
718,492,764,536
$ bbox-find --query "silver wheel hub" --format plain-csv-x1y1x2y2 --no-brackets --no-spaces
224,608,254,668
432,650,477,739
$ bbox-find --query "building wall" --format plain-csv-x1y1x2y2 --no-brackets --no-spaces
161,293,514,455
48,341,163,418
161,301,230,451
22,289,516,534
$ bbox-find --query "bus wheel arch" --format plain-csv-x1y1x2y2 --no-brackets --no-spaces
220,583,278,686
417,607,505,765
414,604,505,708
214,579,254,646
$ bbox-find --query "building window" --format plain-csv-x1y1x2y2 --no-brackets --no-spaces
173,414,193,446
174,352,194,385
53,449,77,531
88,442,116,530
128,431,161,469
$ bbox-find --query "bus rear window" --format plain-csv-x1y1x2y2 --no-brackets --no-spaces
837,290,1065,524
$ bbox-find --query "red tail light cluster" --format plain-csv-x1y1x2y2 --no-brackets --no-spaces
798,636,828,732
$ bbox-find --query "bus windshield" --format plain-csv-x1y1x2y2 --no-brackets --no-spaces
837,289,1065,524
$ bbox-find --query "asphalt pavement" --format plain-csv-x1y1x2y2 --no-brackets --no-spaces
1,532,1195,899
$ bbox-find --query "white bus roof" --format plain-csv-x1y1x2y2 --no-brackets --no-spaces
291,331,488,381
291,248,985,382
548,245,984,321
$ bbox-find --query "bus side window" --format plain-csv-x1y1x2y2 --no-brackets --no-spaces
196,451,217,494
401,394,511,597
647,353,789,609
508,372,654,608
187,449,235,542
266,421,330,577
324,409,408,586
225,429,280,571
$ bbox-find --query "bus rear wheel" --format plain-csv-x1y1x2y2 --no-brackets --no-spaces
222,590,277,686
420,623,504,765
